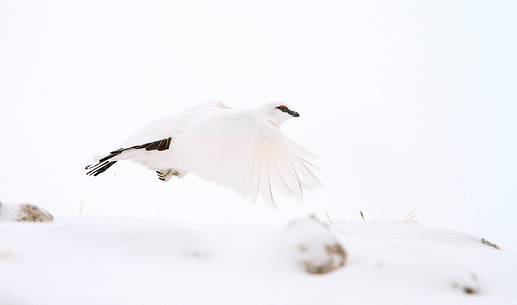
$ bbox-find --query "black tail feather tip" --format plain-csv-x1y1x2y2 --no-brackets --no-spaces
86,137,172,177
85,161,117,176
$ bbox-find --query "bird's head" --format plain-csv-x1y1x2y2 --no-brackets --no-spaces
259,102,300,126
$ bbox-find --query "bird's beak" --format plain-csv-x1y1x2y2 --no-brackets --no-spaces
291,111,300,117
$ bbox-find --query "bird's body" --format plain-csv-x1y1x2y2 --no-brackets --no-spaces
86,102,321,204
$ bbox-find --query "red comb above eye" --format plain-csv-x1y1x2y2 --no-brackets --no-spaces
278,105,287,109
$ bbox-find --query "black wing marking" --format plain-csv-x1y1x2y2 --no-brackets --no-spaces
85,137,172,176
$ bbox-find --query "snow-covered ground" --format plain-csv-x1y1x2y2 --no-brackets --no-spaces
1,217,515,305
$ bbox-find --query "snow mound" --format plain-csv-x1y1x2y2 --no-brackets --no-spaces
0,217,515,305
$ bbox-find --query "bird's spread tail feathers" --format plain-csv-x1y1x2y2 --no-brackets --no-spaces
85,160,117,176
85,137,172,176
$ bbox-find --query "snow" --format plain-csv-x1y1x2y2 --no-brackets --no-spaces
0,204,21,222
1,217,515,305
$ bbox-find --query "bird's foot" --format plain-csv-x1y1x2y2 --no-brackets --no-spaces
156,169,185,182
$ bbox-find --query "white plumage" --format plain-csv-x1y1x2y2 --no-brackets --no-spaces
85,102,321,204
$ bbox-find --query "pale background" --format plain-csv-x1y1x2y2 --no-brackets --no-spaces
1,0,516,247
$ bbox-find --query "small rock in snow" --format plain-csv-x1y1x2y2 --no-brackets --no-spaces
481,238,500,250
286,215,347,275
452,273,480,296
0,202,54,223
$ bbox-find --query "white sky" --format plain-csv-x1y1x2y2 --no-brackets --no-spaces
1,0,516,247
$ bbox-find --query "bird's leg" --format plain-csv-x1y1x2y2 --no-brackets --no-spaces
171,170,185,178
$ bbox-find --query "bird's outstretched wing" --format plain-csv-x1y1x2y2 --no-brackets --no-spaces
172,113,321,204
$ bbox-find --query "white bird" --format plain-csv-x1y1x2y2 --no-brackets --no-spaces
85,102,321,204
